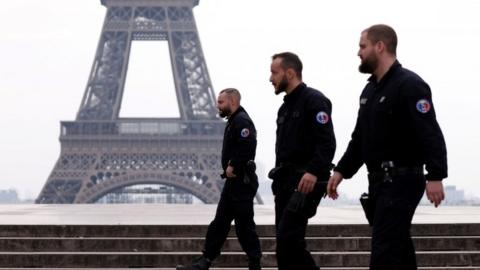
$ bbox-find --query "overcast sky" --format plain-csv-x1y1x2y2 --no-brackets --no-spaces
1,0,479,202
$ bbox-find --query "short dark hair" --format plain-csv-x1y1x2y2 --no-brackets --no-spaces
272,52,303,79
219,88,241,102
364,24,398,56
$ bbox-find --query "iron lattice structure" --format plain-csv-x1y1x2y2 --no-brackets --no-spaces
36,0,263,204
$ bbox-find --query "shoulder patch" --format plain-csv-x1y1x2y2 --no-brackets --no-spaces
416,99,431,113
315,111,329,124
240,128,250,138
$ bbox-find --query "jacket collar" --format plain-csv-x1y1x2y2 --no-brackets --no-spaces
284,82,306,102
368,60,402,87
227,106,245,123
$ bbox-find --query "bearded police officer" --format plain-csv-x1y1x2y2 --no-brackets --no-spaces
177,88,262,270
269,52,336,270
327,24,448,270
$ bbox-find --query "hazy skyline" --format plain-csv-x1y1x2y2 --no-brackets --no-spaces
1,0,479,202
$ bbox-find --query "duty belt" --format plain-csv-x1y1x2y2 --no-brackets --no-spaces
368,166,424,183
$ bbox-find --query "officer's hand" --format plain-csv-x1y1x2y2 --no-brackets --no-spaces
226,165,237,178
426,180,445,207
297,172,317,194
327,171,344,200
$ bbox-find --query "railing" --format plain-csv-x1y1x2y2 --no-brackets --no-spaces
60,119,225,137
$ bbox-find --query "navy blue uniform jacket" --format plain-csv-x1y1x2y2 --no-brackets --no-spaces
275,83,336,181
335,61,448,181
222,106,257,176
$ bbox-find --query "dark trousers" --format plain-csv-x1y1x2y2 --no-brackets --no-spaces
274,182,325,270
368,172,426,270
203,178,261,261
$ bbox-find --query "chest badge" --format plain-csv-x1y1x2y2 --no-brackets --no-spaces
379,96,386,103
360,98,368,105
316,111,329,124
416,99,431,113
240,128,250,138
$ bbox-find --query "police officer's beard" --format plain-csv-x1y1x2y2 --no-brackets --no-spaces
219,107,231,118
359,55,378,74
275,75,289,95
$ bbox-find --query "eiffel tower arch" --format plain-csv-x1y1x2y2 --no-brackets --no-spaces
36,0,263,204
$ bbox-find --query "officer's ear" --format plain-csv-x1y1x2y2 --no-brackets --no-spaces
228,94,240,107
375,40,385,54
286,68,296,80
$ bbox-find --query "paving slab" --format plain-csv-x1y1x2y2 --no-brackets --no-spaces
0,204,479,225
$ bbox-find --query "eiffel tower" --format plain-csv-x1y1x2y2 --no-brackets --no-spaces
36,0,262,204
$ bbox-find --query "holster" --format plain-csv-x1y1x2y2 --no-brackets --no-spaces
287,191,306,213
243,160,257,184
269,162,306,179
221,160,258,184
359,192,374,226
269,163,306,195
268,165,286,180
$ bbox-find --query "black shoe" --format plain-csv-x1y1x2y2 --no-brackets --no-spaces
176,255,211,270
248,257,261,270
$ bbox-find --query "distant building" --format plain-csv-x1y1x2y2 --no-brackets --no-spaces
0,189,19,203
444,185,465,205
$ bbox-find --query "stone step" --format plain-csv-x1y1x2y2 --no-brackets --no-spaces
2,268,480,270
0,236,478,252
0,251,479,268
1,224,479,237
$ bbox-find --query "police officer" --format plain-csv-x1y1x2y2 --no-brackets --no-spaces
177,88,262,270
269,52,336,270
327,24,448,270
